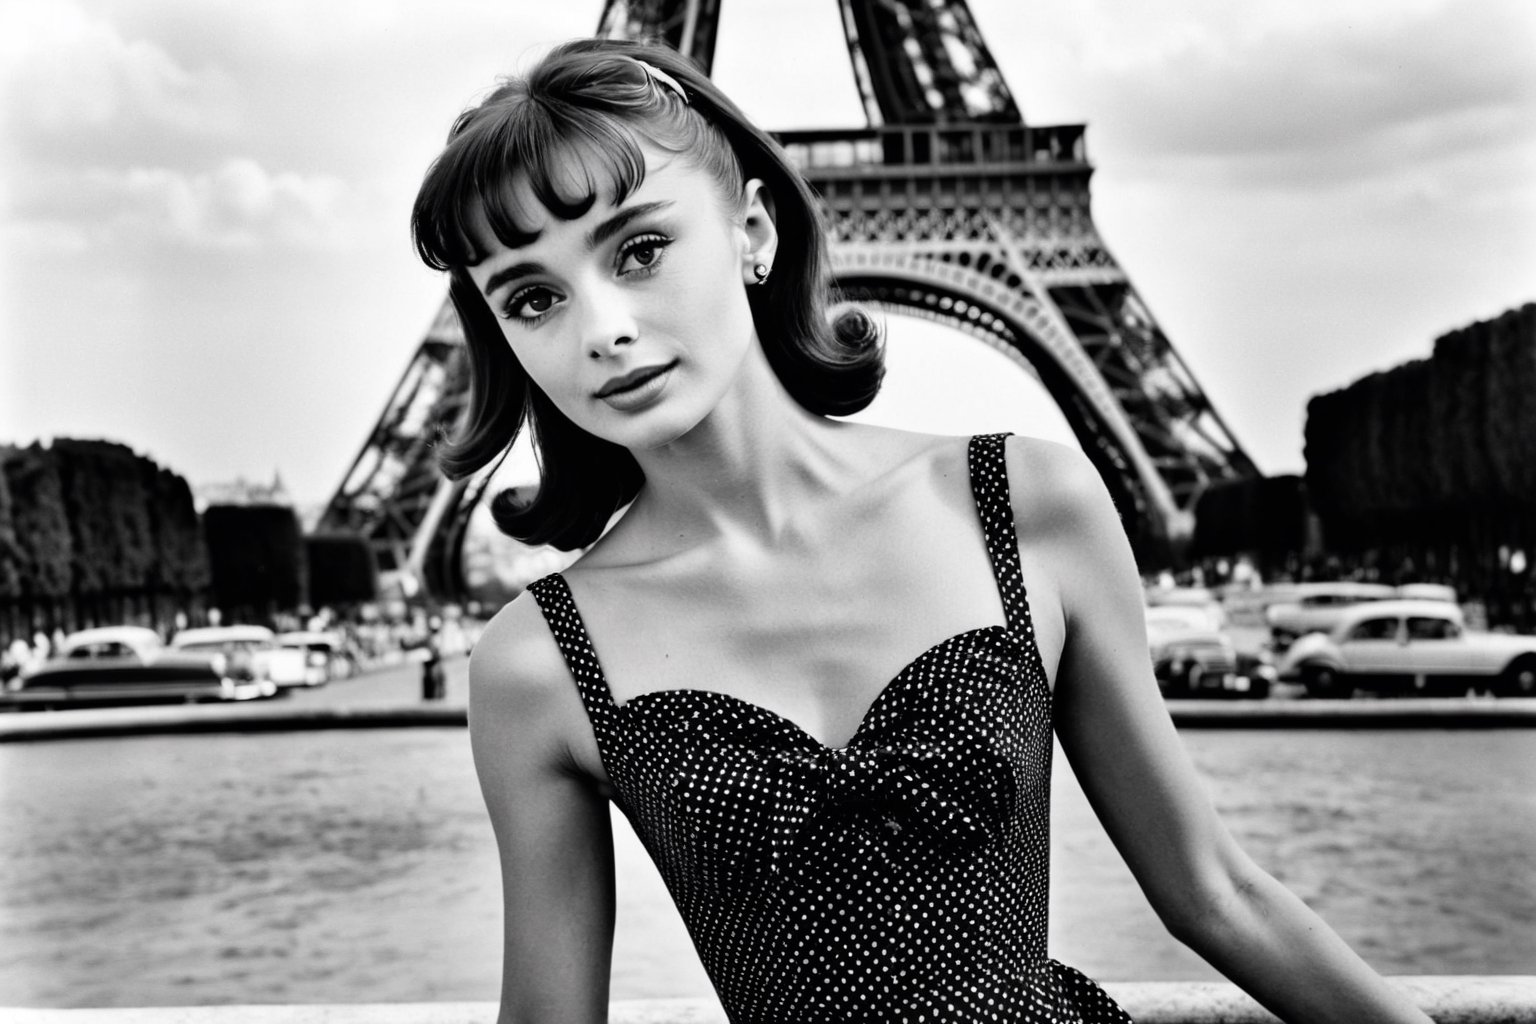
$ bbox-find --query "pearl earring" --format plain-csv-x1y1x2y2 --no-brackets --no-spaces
752,262,770,285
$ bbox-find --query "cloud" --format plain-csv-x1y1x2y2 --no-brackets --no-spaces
1076,0,1536,190
0,1,236,155
125,159,355,249
7,158,357,251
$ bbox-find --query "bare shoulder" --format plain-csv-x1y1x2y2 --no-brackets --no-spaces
469,588,566,709
468,587,599,781
1001,434,1122,541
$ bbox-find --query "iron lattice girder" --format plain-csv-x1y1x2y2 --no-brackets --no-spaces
598,0,1016,124
318,299,470,578
1047,283,1258,504
597,0,724,72
779,124,1107,268
836,0,1019,125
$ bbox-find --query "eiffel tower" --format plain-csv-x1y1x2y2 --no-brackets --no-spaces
319,0,1258,596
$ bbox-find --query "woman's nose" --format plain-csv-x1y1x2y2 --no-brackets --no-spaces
581,293,639,360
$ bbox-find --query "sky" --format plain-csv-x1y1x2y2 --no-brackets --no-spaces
2,0,1533,507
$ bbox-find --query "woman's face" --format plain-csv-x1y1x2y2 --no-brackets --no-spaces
467,146,774,452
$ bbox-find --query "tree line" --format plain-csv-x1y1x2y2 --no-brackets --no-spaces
1,439,377,644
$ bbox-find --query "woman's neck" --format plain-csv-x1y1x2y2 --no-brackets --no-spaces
621,342,863,549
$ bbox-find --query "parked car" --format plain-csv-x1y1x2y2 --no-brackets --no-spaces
1145,605,1275,699
1278,600,1536,698
275,630,351,686
1145,586,1227,627
0,626,276,710
171,625,310,690
1265,582,1398,653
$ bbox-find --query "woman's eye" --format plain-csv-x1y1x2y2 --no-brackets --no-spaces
504,286,560,321
617,235,670,276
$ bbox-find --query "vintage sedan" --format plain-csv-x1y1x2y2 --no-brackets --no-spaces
275,630,351,686
1278,600,1536,698
171,625,312,689
1264,582,1397,653
1266,582,1458,653
0,626,276,710
1145,605,1275,700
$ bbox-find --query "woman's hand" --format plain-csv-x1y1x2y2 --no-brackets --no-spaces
1007,436,1432,1024
469,593,617,1024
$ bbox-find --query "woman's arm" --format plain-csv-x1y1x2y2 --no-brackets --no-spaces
469,592,617,1024
1008,437,1431,1024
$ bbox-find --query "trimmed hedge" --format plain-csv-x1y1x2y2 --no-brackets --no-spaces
305,532,379,608
1305,303,1536,527
204,504,307,617
1,443,74,603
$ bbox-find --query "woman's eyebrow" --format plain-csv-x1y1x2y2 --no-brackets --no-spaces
480,262,543,298
585,200,673,250
480,200,676,297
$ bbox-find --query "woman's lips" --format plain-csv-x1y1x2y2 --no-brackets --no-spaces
596,360,677,410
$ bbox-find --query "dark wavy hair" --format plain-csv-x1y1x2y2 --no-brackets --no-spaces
412,38,883,550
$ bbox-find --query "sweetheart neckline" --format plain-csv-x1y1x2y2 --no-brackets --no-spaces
614,623,1019,752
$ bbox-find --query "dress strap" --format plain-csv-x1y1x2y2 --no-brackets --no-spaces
526,573,620,727
966,433,1032,633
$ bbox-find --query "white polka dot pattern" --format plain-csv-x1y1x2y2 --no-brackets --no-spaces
528,434,1132,1023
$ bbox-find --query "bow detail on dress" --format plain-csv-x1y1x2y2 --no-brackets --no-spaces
642,629,1029,879
763,730,1009,871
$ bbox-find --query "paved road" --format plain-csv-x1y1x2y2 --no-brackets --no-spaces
279,654,470,709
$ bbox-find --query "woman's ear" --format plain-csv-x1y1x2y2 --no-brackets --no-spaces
739,177,779,287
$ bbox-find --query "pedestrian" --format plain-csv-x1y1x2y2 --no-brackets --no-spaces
422,614,447,701
411,38,1433,1023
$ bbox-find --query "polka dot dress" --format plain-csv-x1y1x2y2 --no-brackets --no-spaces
528,434,1133,1023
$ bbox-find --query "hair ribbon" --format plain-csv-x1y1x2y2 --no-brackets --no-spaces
634,58,690,105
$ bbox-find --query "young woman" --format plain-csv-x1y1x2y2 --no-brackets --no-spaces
412,38,1434,1024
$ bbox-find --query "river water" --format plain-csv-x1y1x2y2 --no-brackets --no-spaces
1,727,1532,1007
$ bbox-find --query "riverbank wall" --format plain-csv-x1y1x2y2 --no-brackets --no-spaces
4,695,1534,743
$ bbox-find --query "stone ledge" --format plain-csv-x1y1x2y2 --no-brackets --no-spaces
4,976,1533,1023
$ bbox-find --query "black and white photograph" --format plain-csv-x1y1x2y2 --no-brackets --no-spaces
2,2,1534,1022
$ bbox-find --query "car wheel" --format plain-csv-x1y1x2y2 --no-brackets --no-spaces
1495,658,1536,698
1303,665,1352,700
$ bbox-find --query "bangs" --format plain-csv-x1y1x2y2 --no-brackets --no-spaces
414,46,743,273
414,103,652,270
